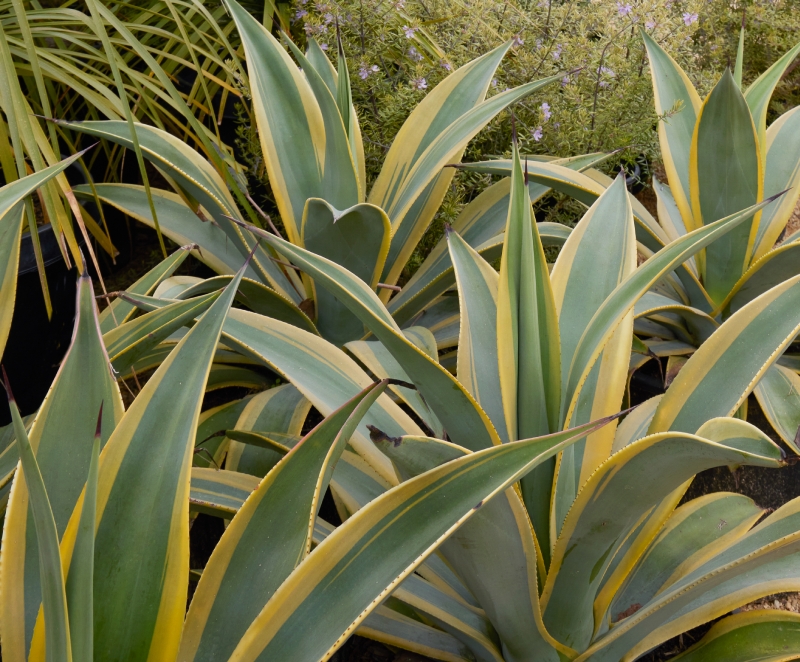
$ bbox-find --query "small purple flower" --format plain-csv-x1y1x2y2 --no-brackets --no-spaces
552,44,562,60
645,19,656,30
599,65,615,77
683,12,698,25
408,46,423,61
553,122,561,128
440,60,452,71
359,64,378,79
413,77,427,90
512,34,524,47
561,75,570,86
323,12,334,23
295,8,308,19
320,43,329,50
491,78,498,87
532,126,543,141
402,25,417,38
616,2,632,17
541,102,551,121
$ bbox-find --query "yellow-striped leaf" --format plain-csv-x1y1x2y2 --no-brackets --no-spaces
179,381,388,662
650,274,800,435
672,610,800,661
550,175,636,538
641,29,701,232
690,69,762,303
752,106,800,261
241,225,501,451
0,271,123,662
56,260,246,661
226,416,613,661
541,418,783,652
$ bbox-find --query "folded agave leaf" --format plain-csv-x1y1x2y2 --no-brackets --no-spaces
0,271,123,662
223,384,310,477
179,381,388,662
650,274,800,435
671,610,800,661
52,261,246,661
227,417,612,662
541,418,783,652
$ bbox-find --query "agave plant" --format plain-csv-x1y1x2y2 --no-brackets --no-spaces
454,28,800,455
4,147,800,661
36,135,793,660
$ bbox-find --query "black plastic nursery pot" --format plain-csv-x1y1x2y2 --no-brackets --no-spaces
0,225,79,427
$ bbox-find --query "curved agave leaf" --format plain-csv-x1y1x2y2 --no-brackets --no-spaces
752,106,800,260
541,418,783,652
376,432,571,662
53,263,245,662
754,364,800,453
221,308,420,483
562,193,783,429
0,272,124,662
390,573,502,662
672,610,800,661
609,493,763,626
359,605,474,662
370,41,527,287
377,71,561,289
641,29,702,231
103,292,219,374
447,229,507,442
653,178,694,272
244,226,501,451
74,184,255,279
174,275,317,334
63,121,298,300
301,199,390,345
189,468,260,518
345,336,444,438
387,155,589,321
224,384,310,477
225,417,612,662
7,394,72,662
578,493,800,662
722,242,800,315
744,39,800,159
690,69,762,303
550,175,636,539
649,274,800,435
65,416,100,662
224,0,359,244
97,246,191,334
634,292,718,345
496,146,560,561
179,381,387,662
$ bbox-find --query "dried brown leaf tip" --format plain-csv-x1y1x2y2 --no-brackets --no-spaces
367,425,402,447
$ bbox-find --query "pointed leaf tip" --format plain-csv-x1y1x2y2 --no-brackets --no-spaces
1,365,13,402
95,402,104,439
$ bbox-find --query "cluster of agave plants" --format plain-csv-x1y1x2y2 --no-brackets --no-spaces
1,2,800,660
